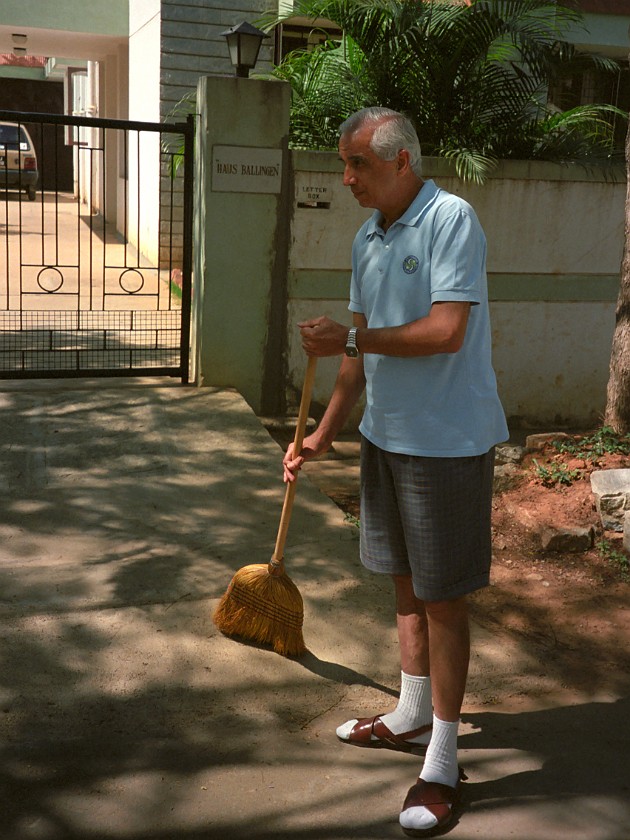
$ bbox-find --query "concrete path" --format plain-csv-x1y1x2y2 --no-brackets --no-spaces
0,379,628,840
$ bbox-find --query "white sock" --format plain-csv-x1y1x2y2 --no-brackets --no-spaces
421,715,460,787
336,672,432,743
380,672,432,737
399,716,460,833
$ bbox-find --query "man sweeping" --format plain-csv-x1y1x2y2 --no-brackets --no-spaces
282,107,508,837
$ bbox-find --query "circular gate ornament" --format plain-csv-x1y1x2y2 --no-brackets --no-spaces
36,266,64,293
119,268,144,294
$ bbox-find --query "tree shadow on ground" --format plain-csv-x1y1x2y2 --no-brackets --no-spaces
2,692,629,839
0,381,628,839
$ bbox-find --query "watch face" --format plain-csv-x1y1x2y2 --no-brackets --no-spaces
345,345,359,357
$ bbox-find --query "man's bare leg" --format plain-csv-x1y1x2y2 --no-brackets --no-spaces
394,574,430,676
336,574,433,744
424,596,470,722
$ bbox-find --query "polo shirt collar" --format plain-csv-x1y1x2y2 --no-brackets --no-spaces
365,179,441,239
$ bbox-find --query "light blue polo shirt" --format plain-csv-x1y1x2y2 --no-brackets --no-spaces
349,179,508,457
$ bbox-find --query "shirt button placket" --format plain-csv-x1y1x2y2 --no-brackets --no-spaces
380,240,391,274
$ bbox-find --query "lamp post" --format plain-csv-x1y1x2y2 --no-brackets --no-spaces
220,21,268,79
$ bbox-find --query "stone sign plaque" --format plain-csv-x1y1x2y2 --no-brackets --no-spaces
212,145,282,194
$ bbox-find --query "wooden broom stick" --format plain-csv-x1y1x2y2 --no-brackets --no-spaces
269,354,317,576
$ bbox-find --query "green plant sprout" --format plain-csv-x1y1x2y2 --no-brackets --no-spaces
532,458,582,488
553,426,630,461
596,538,630,581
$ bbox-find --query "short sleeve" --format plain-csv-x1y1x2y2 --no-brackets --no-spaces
429,207,486,305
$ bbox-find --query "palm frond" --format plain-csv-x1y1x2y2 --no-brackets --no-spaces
161,92,198,177
260,0,627,181
441,147,499,184
272,37,370,148
533,104,627,163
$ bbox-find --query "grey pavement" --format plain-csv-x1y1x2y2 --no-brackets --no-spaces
0,378,628,840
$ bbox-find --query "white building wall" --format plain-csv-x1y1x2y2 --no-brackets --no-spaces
490,301,616,428
127,1,161,264
129,1,161,122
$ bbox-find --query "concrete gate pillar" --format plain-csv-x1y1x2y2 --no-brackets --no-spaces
192,75,291,415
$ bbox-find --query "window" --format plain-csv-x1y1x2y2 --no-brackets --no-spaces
0,124,30,151
548,58,629,149
274,19,342,64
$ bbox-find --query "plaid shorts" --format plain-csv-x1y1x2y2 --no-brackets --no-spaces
360,437,495,601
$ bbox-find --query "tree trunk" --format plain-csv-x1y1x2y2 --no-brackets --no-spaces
604,106,630,433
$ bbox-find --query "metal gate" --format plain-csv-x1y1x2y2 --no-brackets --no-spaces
0,109,193,382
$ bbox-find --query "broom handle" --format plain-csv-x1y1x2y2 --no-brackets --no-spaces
270,355,317,569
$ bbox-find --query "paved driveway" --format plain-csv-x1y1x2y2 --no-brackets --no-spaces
0,378,628,840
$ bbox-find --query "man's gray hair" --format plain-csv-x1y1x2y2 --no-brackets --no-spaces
339,107,423,177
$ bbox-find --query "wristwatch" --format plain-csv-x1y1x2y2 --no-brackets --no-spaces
345,327,359,357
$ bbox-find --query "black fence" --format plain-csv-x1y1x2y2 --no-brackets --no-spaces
0,109,193,382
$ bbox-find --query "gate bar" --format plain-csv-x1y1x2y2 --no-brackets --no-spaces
0,109,189,136
179,113,195,385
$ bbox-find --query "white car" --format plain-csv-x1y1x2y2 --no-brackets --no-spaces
0,121,38,201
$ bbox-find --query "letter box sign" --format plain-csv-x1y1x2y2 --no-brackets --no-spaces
212,145,282,194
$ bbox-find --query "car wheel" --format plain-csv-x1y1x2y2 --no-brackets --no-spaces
27,186,36,202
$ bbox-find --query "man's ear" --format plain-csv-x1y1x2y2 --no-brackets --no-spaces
397,149,411,173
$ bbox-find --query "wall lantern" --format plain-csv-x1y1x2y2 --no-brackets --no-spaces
220,21,267,78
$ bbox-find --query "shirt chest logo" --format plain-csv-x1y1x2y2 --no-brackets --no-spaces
402,255,419,274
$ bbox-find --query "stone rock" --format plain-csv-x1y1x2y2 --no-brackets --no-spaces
493,463,521,493
590,469,630,532
495,444,526,465
540,525,594,553
501,499,595,554
525,432,572,451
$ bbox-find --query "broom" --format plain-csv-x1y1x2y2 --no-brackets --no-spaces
213,356,317,657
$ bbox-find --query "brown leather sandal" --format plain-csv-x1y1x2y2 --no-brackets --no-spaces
399,769,467,837
337,714,432,754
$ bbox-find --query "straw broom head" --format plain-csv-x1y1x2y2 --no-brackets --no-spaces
212,357,316,659
213,561,306,657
